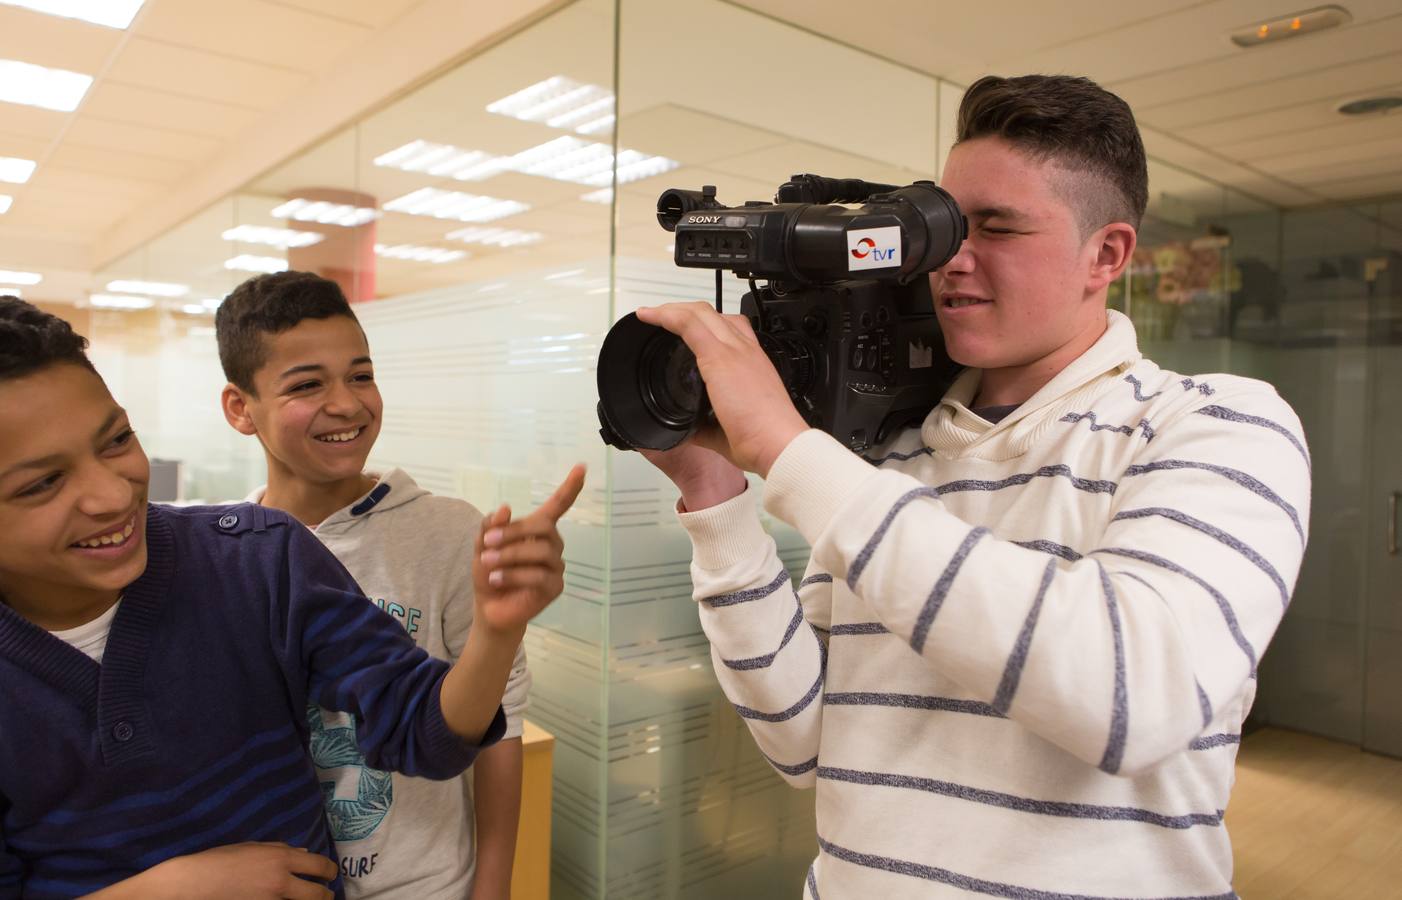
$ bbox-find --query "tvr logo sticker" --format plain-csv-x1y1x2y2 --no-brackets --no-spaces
847,226,901,271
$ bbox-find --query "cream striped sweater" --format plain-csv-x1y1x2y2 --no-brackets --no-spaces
678,311,1310,899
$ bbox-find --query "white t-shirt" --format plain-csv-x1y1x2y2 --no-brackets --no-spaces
50,601,120,662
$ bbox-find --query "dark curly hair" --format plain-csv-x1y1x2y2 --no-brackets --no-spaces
0,295,98,383
215,271,359,393
957,74,1148,234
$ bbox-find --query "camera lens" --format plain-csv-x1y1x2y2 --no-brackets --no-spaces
596,312,712,451
641,335,703,427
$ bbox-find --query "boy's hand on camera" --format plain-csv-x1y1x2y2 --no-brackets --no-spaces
131,842,336,899
635,302,808,477
473,464,586,637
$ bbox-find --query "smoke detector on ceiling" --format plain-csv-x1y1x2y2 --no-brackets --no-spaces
1229,6,1351,47
1335,95,1402,116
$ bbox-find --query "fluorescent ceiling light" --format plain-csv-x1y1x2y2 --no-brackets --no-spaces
0,269,41,285
0,59,93,112
383,188,528,223
270,198,379,227
506,136,678,187
374,243,468,264
224,255,288,274
0,1,145,29
199,297,222,310
222,224,325,249
0,195,11,214
0,286,21,297
0,156,37,184
373,140,514,182
376,136,675,188
487,76,616,136
89,293,153,310
580,188,613,204
106,279,188,297
443,226,544,248
179,303,214,316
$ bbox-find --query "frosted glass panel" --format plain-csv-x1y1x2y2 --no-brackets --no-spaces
610,0,945,894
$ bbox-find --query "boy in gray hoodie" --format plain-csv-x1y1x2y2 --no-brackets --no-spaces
215,271,543,900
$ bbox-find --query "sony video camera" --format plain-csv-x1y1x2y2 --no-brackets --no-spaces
595,174,967,453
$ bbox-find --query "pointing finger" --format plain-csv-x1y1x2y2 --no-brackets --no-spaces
535,463,586,523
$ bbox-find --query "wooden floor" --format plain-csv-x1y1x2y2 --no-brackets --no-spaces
1227,727,1402,898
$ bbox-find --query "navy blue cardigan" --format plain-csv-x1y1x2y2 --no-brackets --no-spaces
0,503,503,899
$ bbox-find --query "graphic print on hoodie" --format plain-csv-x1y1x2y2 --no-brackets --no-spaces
249,468,532,898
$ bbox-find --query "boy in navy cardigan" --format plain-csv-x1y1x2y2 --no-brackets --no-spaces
0,297,583,899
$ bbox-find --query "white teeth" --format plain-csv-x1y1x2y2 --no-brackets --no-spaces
317,428,361,443
947,297,989,309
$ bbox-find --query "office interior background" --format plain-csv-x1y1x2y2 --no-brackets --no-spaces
1,0,1400,896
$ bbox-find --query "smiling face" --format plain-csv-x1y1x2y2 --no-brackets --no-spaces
930,136,1133,402
222,315,382,488
0,363,149,625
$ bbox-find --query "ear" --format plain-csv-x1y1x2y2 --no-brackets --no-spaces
1085,222,1137,295
221,383,259,436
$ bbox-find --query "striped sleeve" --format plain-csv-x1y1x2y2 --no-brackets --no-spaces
679,487,831,786
764,383,1309,776
275,523,503,779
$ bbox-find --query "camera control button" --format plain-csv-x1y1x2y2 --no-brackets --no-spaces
852,348,865,369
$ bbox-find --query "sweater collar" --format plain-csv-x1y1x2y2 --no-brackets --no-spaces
0,504,174,715
923,310,1142,458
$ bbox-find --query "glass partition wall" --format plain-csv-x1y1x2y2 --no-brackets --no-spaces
81,1,1402,896
86,2,949,895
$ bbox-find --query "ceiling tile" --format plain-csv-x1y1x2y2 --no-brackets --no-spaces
136,0,372,73
4,184,141,233
271,0,423,29
1251,133,1402,174
30,166,160,200
0,5,121,74
81,82,261,139
64,116,223,161
1214,111,1402,162
1312,169,1402,202
104,37,308,109
1138,54,1402,131
46,142,186,184
0,104,67,142
0,132,47,160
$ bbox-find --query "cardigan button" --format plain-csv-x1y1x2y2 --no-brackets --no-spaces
218,514,239,529
113,722,135,742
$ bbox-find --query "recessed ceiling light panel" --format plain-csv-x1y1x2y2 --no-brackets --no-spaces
271,198,379,227
0,59,93,112
0,195,13,215
0,269,41,285
0,156,37,184
106,279,188,297
383,188,529,223
373,140,513,181
88,293,153,310
374,243,468,264
222,225,326,249
444,226,544,248
224,255,289,274
0,1,145,29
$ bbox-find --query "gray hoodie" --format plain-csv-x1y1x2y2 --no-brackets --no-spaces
250,468,530,899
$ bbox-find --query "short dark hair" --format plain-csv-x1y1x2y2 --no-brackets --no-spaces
956,74,1148,233
0,295,98,383
215,271,359,393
